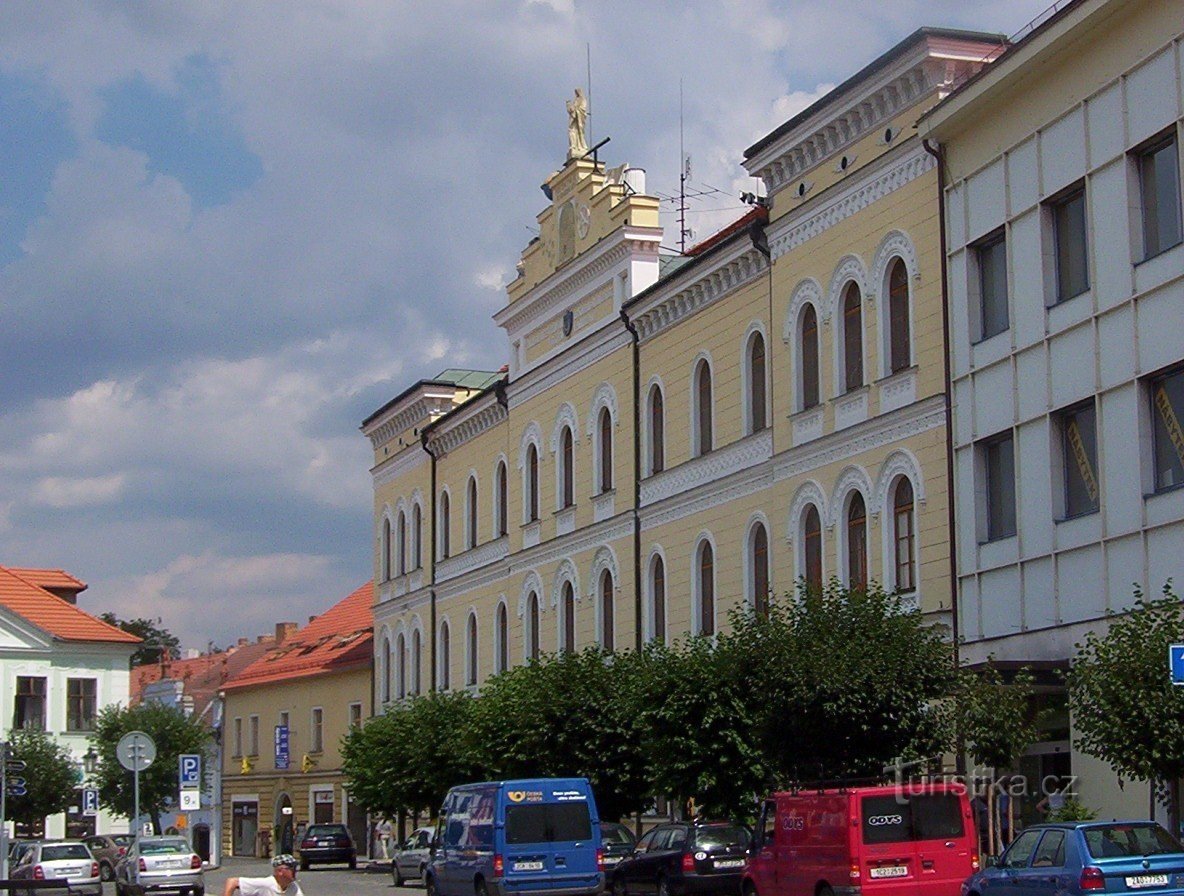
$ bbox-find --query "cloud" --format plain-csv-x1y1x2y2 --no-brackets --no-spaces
31,474,127,509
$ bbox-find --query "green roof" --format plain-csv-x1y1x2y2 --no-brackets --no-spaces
434,369,503,390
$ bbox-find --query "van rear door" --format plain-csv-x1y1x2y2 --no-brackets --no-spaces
910,791,974,896
859,793,921,896
503,798,600,889
857,791,975,896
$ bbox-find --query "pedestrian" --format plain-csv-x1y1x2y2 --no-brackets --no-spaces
377,818,393,859
222,853,303,896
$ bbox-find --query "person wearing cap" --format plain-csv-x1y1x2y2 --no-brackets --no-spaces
222,854,303,896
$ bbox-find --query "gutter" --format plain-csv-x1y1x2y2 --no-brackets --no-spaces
619,309,643,652
420,430,438,693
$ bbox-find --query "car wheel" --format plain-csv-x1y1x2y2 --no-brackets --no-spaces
658,877,670,896
419,862,428,881
300,859,310,870
744,882,760,896
613,875,628,896
193,885,205,896
818,887,835,896
477,876,494,896
100,862,115,882
349,855,357,870
426,874,440,896
394,862,405,886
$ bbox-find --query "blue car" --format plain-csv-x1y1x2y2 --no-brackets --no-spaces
963,821,1184,896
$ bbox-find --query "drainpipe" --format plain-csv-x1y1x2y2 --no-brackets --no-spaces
924,137,962,727
420,430,438,692
620,309,643,652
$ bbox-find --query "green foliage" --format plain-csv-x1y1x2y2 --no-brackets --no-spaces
955,663,1038,771
98,614,180,667
91,702,212,831
1049,797,1097,822
342,689,480,819
1068,582,1184,819
5,728,79,827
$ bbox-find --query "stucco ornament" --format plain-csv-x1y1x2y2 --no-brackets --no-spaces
567,88,588,159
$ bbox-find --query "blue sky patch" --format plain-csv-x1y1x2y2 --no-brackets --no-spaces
0,71,76,266
96,53,262,208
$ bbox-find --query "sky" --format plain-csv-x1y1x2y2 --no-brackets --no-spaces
0,0,1057,650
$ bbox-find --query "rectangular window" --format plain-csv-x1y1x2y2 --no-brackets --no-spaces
974,228,1009,340
1138,133,1182,259
66,678,97,731
233,717,243,758
14,676,46,730
1151,366,1184,492
1058,402,1100,518
1050,182,1089,302
248,715,260,756
983,432,1017,540
279,710,289,729
311,707,324,753
349,703,363,729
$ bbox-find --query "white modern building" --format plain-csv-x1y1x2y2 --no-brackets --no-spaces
920,0,1183,820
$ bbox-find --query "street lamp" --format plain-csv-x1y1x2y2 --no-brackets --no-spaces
82,747,98,777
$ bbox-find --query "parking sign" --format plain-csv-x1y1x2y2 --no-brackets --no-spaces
82,788,99,816
179,754,202,788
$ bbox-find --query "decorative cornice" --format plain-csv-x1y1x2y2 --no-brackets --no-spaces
642,458,772,532
642,429,773,505
767,145,935,261
436,536,509,584
773,394,945,482
364,393,455,450
509,515,633,573
630,243,768,343
508,327,631,410
372,446,429,489
426,397,507,457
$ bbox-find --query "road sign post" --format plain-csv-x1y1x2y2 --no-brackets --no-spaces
117,729,157,868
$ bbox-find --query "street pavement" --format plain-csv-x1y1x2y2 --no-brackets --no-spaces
205,855,409,895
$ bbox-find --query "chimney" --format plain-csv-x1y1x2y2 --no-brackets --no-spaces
308,615,317,624
237,637,248,647
275,622,298,645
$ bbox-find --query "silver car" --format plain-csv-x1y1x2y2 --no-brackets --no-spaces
10,840,102,896
393,826,435,886
114,836,205,896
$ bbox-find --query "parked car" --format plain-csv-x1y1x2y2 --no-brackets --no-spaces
963,821,1184,896
298,823,357,870
10,839,101,896
610,821,750,896
114,836,205,896
393,826,436,886
745,782,977,896
7,839,38,868
600,823,638,874
85,833,133,882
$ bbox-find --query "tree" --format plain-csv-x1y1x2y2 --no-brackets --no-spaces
1068,582,1184,831
5,728,79,831
98,614,180,667
91,702,212,832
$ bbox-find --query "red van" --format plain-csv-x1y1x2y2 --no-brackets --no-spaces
743,783,979,896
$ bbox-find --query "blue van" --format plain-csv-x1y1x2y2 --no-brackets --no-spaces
427,777,604,896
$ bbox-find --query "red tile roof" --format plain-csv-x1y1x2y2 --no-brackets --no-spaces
6,568,87,594
131,637,279,710
0,565,140,644
222,582,373,690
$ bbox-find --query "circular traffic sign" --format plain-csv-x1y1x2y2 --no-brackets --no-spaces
116,730,157,772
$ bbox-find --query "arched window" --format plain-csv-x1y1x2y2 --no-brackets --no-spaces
396,633,407,699
749,333,767,433
600,572,615,651
561,581,576,654
466,613,478,686
527,591,540,661
842,283,863,392
847,493,868,589
439,491,451,560
495,603,508,674
412,503,422,569
751,523,769,616
893,477,916,592
560,427,574,508
651,556,666,644
466,477,478,549
804,504,823,592
695,360,713,456
697,541,715,636
598,408,613,493
439,622,451,691
380,636,391,704
496,461,508,537
381,518,392,581
802,305,820,409
411,629,422,696
396,511,407,576
888,259,911,373
649,385,665,475
527,444,539,522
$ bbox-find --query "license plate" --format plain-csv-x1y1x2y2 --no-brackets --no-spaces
715,859,745,869
603,856,623,865
161,860,184,869
1126,875,1169,889
870,866,909,879
514,861,544,871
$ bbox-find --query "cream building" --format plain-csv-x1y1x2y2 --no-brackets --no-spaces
920,0,1184,822
364,28,1006,713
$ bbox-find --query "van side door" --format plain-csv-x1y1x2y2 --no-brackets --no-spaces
750,800,778,895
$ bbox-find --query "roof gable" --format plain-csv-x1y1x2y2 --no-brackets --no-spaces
0,566,141,645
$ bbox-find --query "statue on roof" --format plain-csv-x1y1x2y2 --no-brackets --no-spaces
567,88,588,160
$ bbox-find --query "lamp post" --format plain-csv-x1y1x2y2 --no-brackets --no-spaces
82,746,98,777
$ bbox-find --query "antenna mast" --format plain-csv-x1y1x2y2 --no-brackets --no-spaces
586,43,592,147
679,79,691,253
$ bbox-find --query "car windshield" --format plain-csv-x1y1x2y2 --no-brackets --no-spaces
307,825,347,837
112,836,132,846
692,826,751,849
141,841,188,856
1084,824,1184,858
601,825,635,845
41,844,90,861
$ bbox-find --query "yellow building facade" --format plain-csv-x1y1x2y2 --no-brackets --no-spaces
364,29,1005,706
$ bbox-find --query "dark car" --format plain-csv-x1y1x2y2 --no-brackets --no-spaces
600,823,638,875
963,821,1184,896
298,823,357,870
85,834,133,882
611,821,750,896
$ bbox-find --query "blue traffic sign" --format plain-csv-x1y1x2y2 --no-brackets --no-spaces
1171,644,1184,686
274,725,290,770
179,753,202,788
7,784,26,797
83,788,99,816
